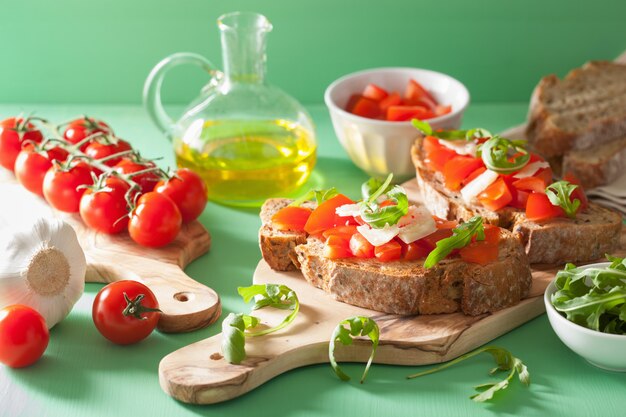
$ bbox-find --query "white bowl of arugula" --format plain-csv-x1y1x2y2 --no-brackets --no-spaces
544,256,626,372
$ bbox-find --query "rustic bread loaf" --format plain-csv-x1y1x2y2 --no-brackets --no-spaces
411,137,623,264
526,61,626,158
294,235,531,316
561,135,626,189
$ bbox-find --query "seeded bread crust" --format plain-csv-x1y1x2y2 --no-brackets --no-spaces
294,235,531,316
411,137,622,264
526,61,626,158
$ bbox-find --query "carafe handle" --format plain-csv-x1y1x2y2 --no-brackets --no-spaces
143,52,221,139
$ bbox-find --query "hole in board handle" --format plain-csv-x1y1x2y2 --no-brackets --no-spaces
174,292,193,302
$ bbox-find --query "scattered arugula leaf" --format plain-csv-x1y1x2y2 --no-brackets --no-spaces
424,216,485,268
361,176,393,200
221,283,300,364
478,136,530,174
289,187,339,207
329,316,380,383
411,119,433,136
545,180,580,219
464,127,492,141
406,345,530,402
552,255,626,334
411,119,492,142
359,185,409,229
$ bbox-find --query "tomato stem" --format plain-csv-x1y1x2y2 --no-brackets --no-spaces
122,292,162,320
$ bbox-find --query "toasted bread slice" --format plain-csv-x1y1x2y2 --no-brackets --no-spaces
294,235,531,316
526,61,626,158
561,135,626,189
411,137,622,264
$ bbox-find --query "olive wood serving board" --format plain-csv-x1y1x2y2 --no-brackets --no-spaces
0,172,220,333
158,179,626,404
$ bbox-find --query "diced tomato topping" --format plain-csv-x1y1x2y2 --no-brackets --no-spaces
529,153,545,163
386,105,434,122
483,225,501,245
405,79,437,105
379,92,403,112
422,228,454,250
304,194,355,235
362,83,389,102
374,240,402,262
271,206,312,231
434,105,452,117
462,166,487,187
403,240,431,261
443,156,485,191
349,233,375,259
510,189,529,210
478,178,513,211
535,168,553,188
322,225,358,240
512,176,548,194
525,192,565,222
435,218,458,230
460,225,500,265
348,96,381,119
423,136,457,172
323,235,352,259
563,172,588,211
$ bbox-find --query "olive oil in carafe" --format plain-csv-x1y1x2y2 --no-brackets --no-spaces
175,119,316,207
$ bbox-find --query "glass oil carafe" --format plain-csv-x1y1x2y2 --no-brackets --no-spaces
143,12,317,207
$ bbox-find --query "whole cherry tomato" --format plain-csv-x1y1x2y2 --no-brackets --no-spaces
84,137,132,167
155,169,207,222
128,192,181,247
92,280,161,345
15,144,69,196
43,162,94,212
63,116,111,151
80,176,131,234
0,117,44,171
0,305,49,368
114,159,160,193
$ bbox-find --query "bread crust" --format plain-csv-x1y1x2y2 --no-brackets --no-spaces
411,138,622,264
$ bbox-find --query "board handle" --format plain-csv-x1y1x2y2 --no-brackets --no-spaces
86,258,221,333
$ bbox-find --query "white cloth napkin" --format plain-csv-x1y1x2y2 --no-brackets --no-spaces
586,173,626,216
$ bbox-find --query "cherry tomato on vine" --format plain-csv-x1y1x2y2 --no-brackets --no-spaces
0,117,44,171
84,138,132,167
43,162,94,212
114,159,160,193
15,144,69,196
63,117,111,151
92,280,161,345
80,177,131,234
155,169,207,222
0,305,49,368
128,192,181,247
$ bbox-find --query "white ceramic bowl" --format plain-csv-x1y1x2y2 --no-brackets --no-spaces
324,67,470,180
544,262,626,372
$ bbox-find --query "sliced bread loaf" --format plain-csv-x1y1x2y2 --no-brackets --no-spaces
561,135,626,189
526,61,626,158
411,137,623,264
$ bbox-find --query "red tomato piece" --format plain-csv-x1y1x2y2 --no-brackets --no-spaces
0,117,44,171
362,83,389,101
271,206,313,232
322,225,358,240
435,105,452,117
43,162,94,213
459,241,499,265
563,172,588,211
423,136,457,172
154,169,208,223
128,192,182,247
405,79,437,105
14,145,67,197
0,305,49,368
379,92,403,112
374,240,402,262
478,178,513,211
386,105,434,122
349,233,375,258
443,156,484,191
304,194,355,235
422,228,454,250
79,177,131,234
347,95,381,119
403,240,431,261
525,192,565,222
323,235,352,259
462,166,487,187
512,176,548,194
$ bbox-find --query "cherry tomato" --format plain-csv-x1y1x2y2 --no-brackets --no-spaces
128,192,181,247
0,117,43,171
80,177,131,234
154,169,208,223
323,235,352,259
349,233,375,258
84,138,132,167
114,159,160,194
42,162,93,212
14,145,68,197
92,280,161,345
271,206,312,232
304,194,355,235
0,305,49,368
63,117,111,150
374,240,402,262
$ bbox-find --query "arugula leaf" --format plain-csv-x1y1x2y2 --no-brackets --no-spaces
411,119,433,136
361,176,393,200
289,187,339,207
464,128,492,141
329,316,380,383
411,119,492,142
221,313,260,364
406,346,530,402
359,185,409,229
478,135,530,174
424,216,485,268
545,180,581,218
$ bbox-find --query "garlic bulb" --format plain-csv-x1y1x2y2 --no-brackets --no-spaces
0,217,86,328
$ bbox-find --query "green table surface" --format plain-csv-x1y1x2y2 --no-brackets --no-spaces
0,103,624,417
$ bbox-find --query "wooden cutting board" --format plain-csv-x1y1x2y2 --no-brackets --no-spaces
0,172,220,333
158,180,626,404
